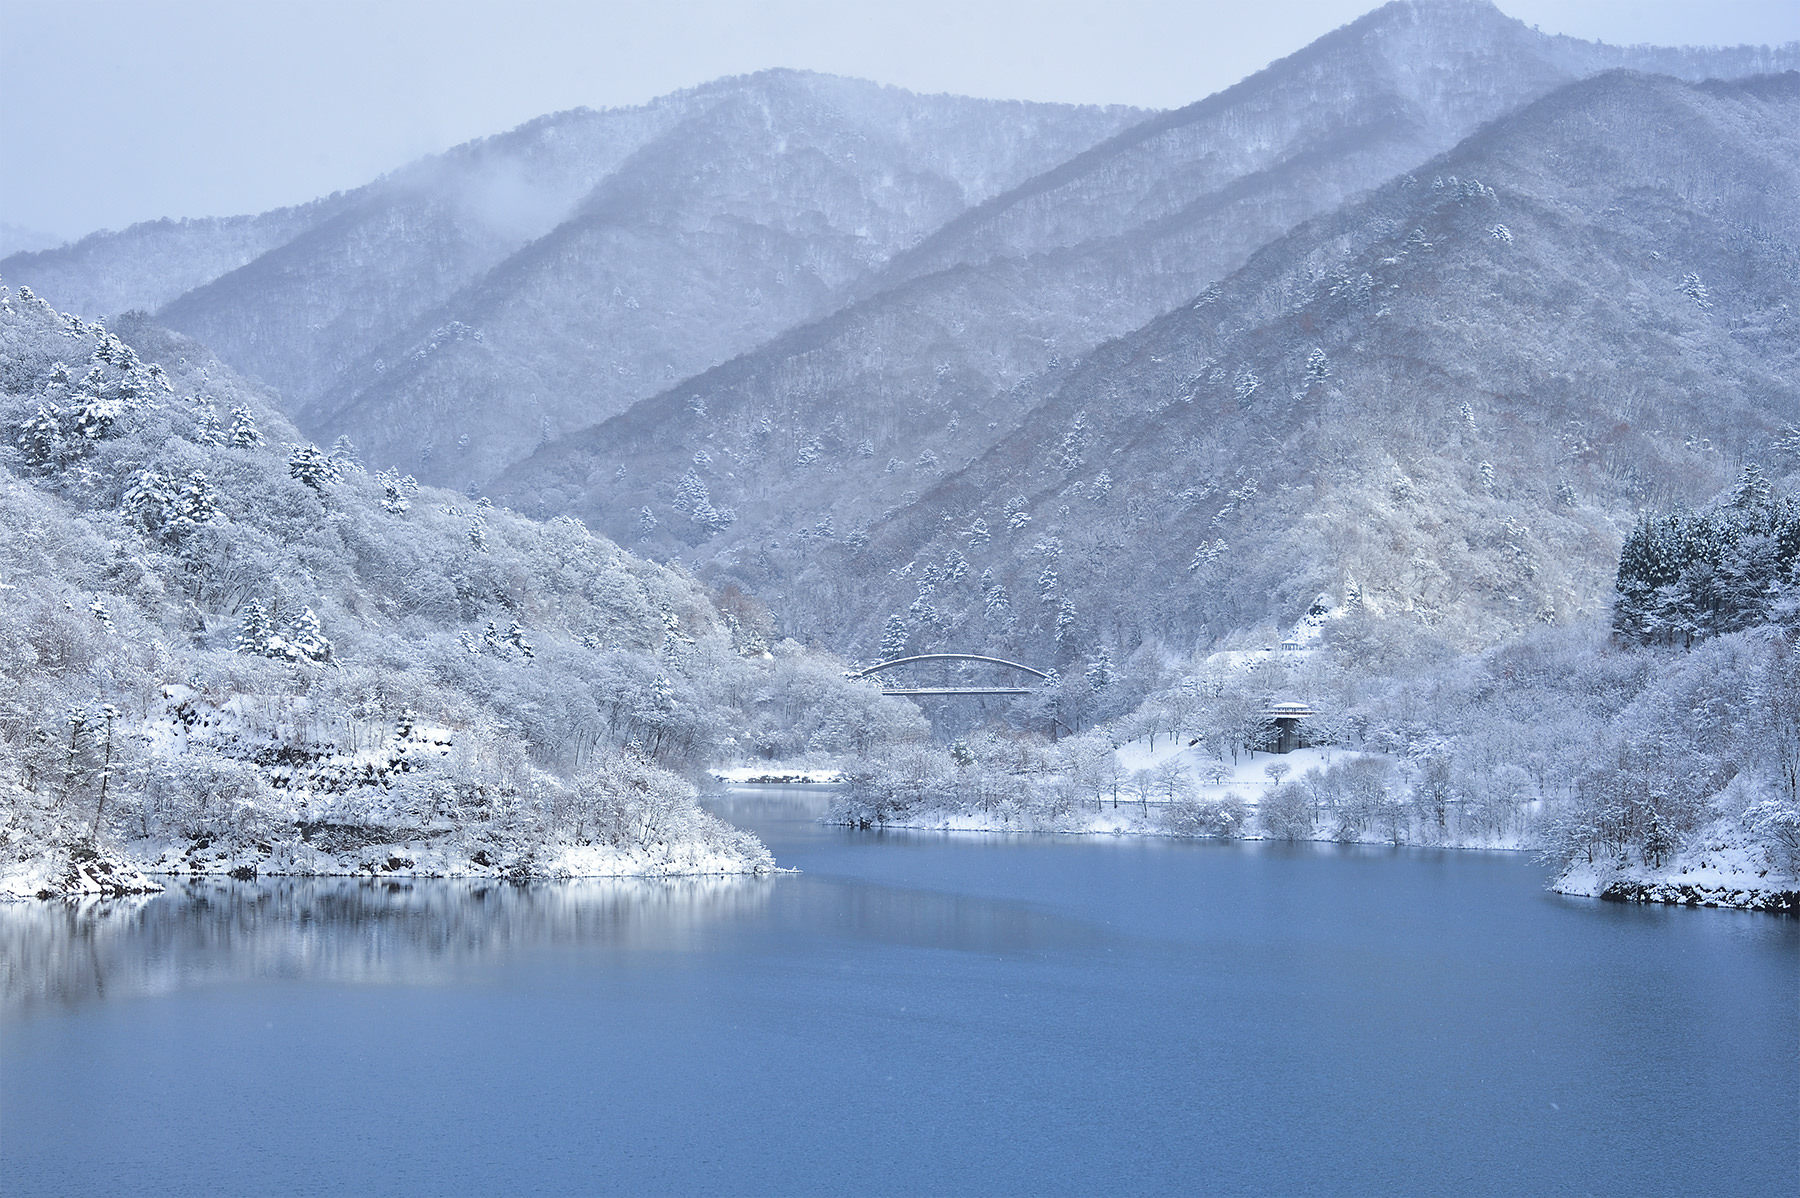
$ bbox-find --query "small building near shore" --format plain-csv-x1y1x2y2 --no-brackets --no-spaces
1265,701,1315,753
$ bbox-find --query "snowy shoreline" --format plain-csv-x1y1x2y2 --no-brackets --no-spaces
1555,856,1799,913
817,809,1796,912
2,835,778,901
810,736,1799,914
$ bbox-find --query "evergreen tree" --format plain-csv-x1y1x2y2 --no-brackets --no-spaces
283,607,333,663
1733,464,1772,508
235,601,275,655
1058,411,1091,470
193,406,226,447
879,614,910,660
228,406,261,447
288,443,340,492
377,470,412,516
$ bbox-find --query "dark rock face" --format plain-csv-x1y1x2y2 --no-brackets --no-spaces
1600,880,1800,913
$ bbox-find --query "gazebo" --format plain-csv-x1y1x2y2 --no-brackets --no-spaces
1264,700,1315,754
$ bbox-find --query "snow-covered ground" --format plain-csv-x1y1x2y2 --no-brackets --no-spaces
1553,818,1798,912
0,830,776,901
711,765,845,785
1113,737,1351,795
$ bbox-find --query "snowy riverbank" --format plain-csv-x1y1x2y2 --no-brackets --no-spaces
826,741,1536,849
1,828,775,901
1551,817,1799,913
824,735,1798,912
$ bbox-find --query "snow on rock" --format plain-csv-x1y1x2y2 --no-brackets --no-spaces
0,842,164,900
1553,820,1798,913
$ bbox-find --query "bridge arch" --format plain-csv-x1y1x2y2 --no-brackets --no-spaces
853,653,1052,681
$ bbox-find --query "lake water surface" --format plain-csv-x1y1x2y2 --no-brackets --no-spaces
3,787,1796,1196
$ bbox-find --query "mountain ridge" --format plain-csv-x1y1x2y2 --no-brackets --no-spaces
492,11,1797,656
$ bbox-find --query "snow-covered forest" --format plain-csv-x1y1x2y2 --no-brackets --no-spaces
0,286,928,896
828,566,1799,909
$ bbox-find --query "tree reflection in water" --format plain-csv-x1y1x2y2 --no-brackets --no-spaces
2,875,775,1013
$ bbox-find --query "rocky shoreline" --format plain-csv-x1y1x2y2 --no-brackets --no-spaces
4,830,777,901
1552,856,1798,914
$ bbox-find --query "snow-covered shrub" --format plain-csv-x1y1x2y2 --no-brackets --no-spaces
1259,781,1314,840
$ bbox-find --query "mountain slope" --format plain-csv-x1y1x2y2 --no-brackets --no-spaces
0,197,356,322
4,74,1138,497
832,70,1800,665
498,1,1797,610
281,72,1139,492
1,97,698,381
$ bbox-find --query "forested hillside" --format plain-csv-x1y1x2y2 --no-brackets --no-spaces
821,70,1800,666
0,284,927,895
495,2,1796,631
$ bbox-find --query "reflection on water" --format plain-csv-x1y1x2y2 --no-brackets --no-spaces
2,865,1099,1015
1,875,773,1013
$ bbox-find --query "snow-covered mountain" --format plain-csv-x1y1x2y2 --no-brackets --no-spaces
6,1,1796,673
492,2,1797,656
830,69,1800,662
2,73,1139,493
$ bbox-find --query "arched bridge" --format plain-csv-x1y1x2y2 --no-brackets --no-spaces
852,653,1051,697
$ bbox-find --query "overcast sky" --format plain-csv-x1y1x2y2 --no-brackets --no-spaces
3,0,1797,244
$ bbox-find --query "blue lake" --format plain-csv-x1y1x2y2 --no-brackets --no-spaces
3,787,1796,1196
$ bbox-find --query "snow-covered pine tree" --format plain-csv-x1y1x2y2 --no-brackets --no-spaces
981,573,1011,622
377,470,412,516
283,607,333,663
228,406,261,447
193,407,226,446
288,443,340,492
879,614,910,660
1734,464,1772,509
1058,412,1091,470
235,601,275,655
